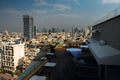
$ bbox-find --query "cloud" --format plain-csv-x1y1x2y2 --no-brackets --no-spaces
53,4,71,10
34,0,71,11
28,10,48,16
102,0,120,4
55,13,82,18
73,0,80,5
34,0,50,6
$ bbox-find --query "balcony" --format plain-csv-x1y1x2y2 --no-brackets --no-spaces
6,46,13,50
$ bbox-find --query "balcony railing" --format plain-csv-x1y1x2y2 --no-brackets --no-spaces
93,7,120,26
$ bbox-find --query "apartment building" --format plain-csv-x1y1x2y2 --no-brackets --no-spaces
0,50,2,69
2,42,25,74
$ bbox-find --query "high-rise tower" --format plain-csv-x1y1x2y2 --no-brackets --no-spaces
23,15,34,39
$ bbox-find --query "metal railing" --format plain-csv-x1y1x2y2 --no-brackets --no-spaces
93,7,120,26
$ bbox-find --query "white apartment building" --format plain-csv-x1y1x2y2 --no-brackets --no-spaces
0,41,2,69
2,42,25,74
0,51,2,69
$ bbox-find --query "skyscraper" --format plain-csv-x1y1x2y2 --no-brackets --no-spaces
33,26,36,37
23,15,34,39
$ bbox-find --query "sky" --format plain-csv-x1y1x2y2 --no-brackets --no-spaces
0,0,120,32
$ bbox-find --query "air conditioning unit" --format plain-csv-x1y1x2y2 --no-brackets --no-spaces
92,29,100,33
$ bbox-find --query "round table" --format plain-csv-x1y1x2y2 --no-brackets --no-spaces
80,45,88,49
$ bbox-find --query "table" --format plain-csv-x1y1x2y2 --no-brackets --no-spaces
66,48,82,58
44,62,56,68
47,53,55,56
30,76,46,80
46,53,55,61
44,62,56,80
41,57,47,60
80,45,88,49
80,45,89,52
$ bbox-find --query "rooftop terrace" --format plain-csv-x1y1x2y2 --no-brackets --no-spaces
18,43,100,80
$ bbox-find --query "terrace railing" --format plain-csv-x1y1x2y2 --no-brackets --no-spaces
93,7,120,26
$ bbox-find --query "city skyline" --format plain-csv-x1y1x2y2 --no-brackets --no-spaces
0,0,120,32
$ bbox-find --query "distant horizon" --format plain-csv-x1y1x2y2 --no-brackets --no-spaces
0,0,120,32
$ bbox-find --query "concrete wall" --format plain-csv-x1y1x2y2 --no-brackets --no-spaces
92,15,120,50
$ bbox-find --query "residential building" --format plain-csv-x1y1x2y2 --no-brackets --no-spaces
0,50,2,69
2,42,25,74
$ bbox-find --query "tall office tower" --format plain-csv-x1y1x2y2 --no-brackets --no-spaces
33,26,36,37
72,27,74,37
23,15,34,39
2,42,25,74
52,27,56,33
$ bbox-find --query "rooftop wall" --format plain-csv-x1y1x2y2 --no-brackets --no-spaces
92,15,120,50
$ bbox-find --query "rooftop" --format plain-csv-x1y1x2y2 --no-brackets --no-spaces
18,43,100,80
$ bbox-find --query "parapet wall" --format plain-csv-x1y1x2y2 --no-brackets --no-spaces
92,15,120,50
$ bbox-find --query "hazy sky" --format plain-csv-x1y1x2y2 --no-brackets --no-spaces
0,0,120,32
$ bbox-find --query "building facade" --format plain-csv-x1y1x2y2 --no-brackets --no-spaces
92,15,120,50
88,15,120,80
0,50,2,69
2,42,25,74
23,15,35,39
